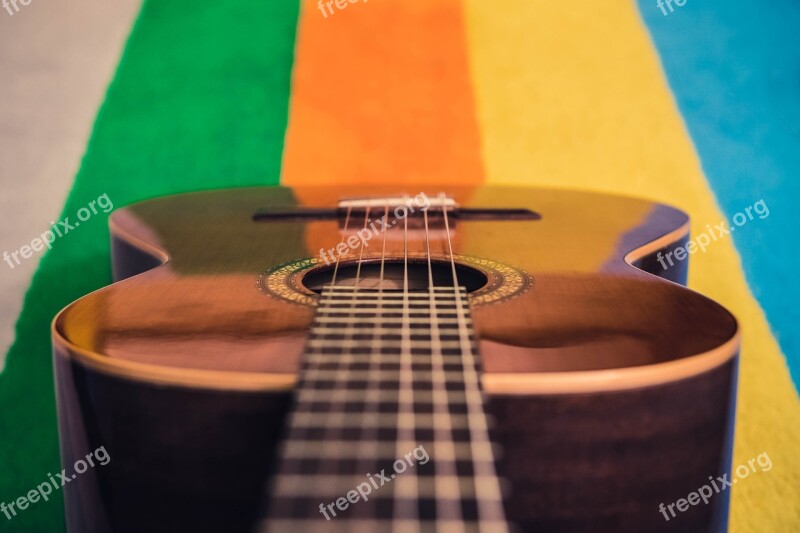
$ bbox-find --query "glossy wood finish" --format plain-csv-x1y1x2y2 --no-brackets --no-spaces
53,186,738,532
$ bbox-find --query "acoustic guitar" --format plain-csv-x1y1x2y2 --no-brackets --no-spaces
52,186,738,532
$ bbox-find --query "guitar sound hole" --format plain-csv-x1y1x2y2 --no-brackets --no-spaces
302,260,488,293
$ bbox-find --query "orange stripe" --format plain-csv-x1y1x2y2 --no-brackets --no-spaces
282,0,484,187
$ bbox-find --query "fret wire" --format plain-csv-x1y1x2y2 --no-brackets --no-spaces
324,285,466,292
291,412,480,429
262,519,509,532
299,353,472,364
308,327,471,336
319,294,465,301
299,369,471,383
305,342,470,351
279,440,498,462
314,317,472,326
272,472,495,497
293,388,468,404
318,303,456,312
316,317,465,322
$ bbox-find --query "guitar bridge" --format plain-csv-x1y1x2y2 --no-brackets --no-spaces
253,193,540,223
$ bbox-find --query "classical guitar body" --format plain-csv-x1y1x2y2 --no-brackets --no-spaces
52,186,738,533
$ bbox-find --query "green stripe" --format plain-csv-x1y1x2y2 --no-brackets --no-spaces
0,0,299,529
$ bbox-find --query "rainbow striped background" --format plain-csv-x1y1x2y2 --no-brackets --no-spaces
0,1,797,530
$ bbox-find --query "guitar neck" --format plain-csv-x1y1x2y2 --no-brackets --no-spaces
260,285,508,531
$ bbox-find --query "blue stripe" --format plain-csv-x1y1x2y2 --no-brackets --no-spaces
638,0,800,390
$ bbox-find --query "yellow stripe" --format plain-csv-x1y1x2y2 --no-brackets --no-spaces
464,1,800,530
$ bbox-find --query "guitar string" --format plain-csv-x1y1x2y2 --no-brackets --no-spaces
322,207,371,448
380,204,388,286
439,192,509,529
393,196,420,526
330,206,353,288
358,204,390,474
300,203,351,407
354,206,370,288
439,192,459,294
423,201,464,523
269,204,354,521
394,195,419,531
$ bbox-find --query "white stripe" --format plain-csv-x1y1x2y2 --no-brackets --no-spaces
0,0,142,370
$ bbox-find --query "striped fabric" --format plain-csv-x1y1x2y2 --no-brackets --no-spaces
0,1,797,531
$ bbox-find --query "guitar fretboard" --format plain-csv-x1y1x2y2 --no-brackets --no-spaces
260,286,508,532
